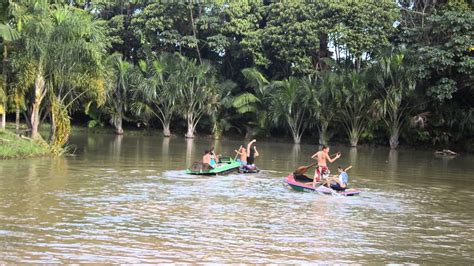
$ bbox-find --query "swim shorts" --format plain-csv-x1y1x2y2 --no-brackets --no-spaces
315,166,330,181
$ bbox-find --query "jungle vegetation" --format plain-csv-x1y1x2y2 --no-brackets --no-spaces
0,0,473,152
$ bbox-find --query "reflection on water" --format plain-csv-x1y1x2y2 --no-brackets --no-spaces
348,147,357,166
0,133,473,263
185,138,195,168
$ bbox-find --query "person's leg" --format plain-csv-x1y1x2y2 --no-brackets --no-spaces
313,167,320,187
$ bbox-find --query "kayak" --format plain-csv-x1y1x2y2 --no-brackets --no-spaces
284,173,361,196
186,156,241,175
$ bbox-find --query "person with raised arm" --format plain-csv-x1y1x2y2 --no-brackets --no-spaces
311,145,341,187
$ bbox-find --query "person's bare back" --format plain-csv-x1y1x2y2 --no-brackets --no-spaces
240,148,247,162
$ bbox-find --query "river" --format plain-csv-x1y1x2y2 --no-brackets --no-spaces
0,132,473,263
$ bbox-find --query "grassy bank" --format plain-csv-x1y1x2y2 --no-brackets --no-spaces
0,130,52,159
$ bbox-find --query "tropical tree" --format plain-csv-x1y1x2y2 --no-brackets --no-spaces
232,67,271,138
9,57,34,134
175,56,218,138
371,49,416,149
270,77,312,144
0,8,19,130
209,80,237,140
309,71,340,145
12,0,107,143
338,70,373,147
131,53,180,137
104,53,134,135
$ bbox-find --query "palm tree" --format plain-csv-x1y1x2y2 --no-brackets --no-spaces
270,76,312,144
232,68,271,138
175,55,217,139
209,79,237,140
131,53,180,137
0,20,20,130
371,49,416,149
13,1,107,141
104,53,134,135
338,70,372,147
309,71,340,145
10,58,35,134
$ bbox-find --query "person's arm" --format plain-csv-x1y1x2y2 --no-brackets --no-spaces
254,147,259,157
247,139,256,152
234,149,242,155
327,152,341,163
311,151,319,159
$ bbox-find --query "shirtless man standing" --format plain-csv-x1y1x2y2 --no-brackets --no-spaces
311,146,341,187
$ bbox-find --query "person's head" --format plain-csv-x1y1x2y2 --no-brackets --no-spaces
322,145,330,153
338,166,344,173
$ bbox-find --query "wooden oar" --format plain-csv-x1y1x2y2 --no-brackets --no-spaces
294,162,317,175
234,145,242,160
343,165,352,172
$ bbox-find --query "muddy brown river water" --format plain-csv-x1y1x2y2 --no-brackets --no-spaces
0,133,473,263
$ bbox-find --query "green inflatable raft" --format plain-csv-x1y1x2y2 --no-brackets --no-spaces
186,156,241,175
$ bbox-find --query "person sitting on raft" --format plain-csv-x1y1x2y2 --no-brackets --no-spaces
202,150,216,168
209,146,220,166
327,166,350,191
234,146,247,166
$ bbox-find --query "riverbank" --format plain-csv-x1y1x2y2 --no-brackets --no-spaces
0,130,51,159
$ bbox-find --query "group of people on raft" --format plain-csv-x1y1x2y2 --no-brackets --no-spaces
304,145,349,191
202,140,349,191
202,139,260,170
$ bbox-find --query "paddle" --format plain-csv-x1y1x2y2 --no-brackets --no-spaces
343,165,352,172
234,145,243,160
294,162,317,175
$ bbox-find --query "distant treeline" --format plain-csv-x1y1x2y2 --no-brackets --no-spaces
0,0,472,151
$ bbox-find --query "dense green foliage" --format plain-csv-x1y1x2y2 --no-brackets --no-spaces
0,0,472,151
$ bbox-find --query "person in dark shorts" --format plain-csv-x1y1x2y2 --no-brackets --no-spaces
246,146,259,170
329,166,349,191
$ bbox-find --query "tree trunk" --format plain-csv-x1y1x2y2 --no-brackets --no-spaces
185,122,195,138
115,115,124,135
1,44,7,130
163,122,171,137
212,121,222,140
318,121,329,145
350,138,358,147
15,105,20,134
389,128,400,149
293,135,301,144
349,131,359,147
29,72,46,139
30,101,41,138
0,113,5,130
291,128,301,144
185,112,195,138
188,2,202,64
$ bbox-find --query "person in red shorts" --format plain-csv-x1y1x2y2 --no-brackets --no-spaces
311,145,341,187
